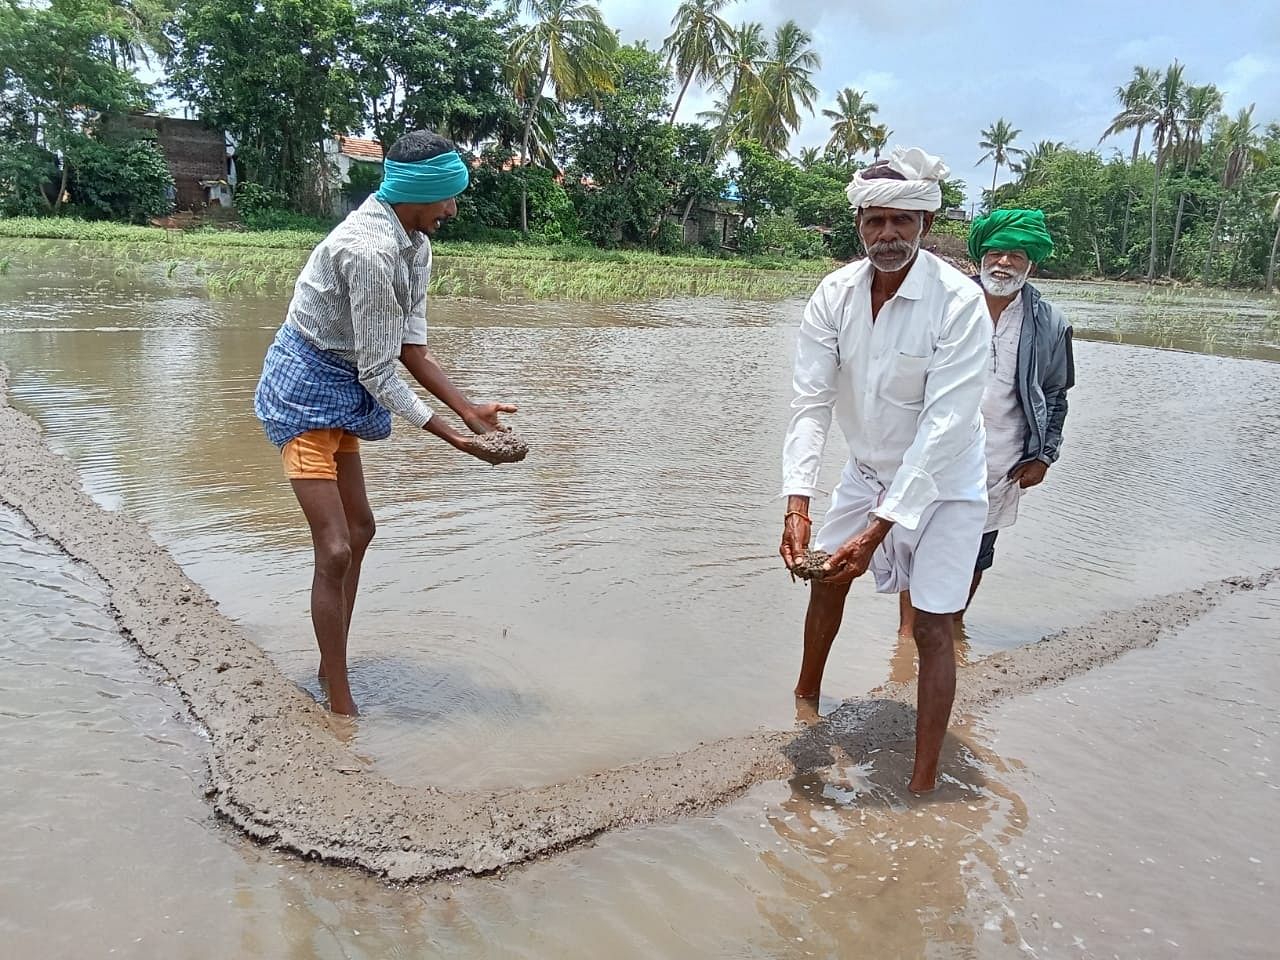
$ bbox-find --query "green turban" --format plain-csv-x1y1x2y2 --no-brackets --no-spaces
967,208,1055,263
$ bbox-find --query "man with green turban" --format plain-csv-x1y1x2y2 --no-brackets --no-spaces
899,207,1074,638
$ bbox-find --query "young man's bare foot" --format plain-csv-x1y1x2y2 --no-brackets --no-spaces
794,695,822,727
328,694,359,717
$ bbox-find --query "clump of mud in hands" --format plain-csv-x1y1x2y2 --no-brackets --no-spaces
790,548,832,581
470,428,529,464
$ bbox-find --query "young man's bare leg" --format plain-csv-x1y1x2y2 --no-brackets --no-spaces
795,579,853,699
290,478,358,715
332,450,375,669
909,609,957,793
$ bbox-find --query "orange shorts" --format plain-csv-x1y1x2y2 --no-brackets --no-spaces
281,429,359,481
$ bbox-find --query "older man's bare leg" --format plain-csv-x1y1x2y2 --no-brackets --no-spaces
795,578,853,699
909,609,957,793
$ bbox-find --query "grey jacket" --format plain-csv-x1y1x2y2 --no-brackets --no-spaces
1013,282,1074,469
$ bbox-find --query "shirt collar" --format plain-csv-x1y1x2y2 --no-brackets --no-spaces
857,249,930,300
369,196,425,253
894,250,930,301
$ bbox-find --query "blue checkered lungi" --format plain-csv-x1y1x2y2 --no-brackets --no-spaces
253,323,392,448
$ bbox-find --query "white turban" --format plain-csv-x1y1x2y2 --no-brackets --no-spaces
845,146,950,211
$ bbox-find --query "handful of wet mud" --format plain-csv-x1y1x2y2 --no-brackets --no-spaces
471,428,529,464
790,549,832,581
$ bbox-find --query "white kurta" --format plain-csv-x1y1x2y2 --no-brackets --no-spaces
782,251,992,613
982,297,1029,532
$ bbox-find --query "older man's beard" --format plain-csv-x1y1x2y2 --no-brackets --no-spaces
980,261,1031,297
864,229,922,272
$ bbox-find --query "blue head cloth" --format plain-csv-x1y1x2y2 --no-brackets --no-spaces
375,152,470,205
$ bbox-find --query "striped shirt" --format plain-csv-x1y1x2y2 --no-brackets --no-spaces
283,195,433,428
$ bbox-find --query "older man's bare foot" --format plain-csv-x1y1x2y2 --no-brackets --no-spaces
908,774,938,795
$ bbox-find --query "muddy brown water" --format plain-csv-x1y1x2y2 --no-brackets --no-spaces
2,247,1279,957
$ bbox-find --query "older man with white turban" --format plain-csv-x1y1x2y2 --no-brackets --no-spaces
779,147,991,793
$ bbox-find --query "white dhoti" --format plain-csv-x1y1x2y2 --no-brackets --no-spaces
814,462,987,614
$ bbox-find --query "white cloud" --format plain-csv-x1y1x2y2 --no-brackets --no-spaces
1221,54,1280,113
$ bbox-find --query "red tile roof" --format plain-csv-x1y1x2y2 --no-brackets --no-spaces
338,136,384,162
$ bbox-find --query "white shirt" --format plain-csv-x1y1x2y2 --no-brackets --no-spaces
982,296,1029,532
782,251,991,530
285,195,434,428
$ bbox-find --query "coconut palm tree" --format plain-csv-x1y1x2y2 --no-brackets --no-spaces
506,0,617,233
868,124,891,161
661,0,735,125
976,118,1024,195
796,145,822,168
1168,83,1223,275
1012,139,1065,186
1204,105,1267,278
1101,66,1159,268
822,87,878,164
1144,61,1186,280
747,20,820,155
704,21,766,147
104,0,172,69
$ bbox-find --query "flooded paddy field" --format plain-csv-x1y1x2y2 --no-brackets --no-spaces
2,244,1278,957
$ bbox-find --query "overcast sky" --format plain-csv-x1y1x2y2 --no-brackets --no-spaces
603,0,1280,207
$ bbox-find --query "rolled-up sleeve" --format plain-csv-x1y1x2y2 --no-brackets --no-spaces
781,285,840,497
339,247,433,428
402,245,430,346
875,294,990,529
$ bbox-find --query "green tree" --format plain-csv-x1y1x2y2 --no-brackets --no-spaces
506,0,617,234
660,0,733,125
1166,82,1222,274
166,0,359,208
746,20,819,155
351,0,511,150
733,138,796,219
1265,187,1280,292
563,44,676,247
0,0,151,213
976,118,1023,196
1012,140,1064,187
1204,105,1268,278
822,87,877,164
671,122,727,234
67,130,172,221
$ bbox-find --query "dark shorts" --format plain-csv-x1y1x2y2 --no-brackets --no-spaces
975,530,999,573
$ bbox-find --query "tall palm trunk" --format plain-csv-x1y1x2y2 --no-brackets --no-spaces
1205,198,1227,279
1167,149,1194,276
518,56,551,236
1264,218,1274,291
990,162,998,195
669,73,693,126
1118,126,1142,272
1146,140,1165,282
1267,218,1280,293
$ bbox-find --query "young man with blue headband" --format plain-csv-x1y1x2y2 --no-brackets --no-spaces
254,130,517,716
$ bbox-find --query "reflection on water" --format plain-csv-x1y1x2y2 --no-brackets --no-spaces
2,249,1279,793
3,247,1279,957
